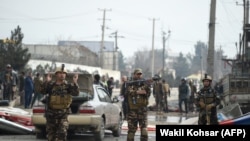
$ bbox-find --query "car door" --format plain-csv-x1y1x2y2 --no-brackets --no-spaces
105,89,119,124
96,86,112,125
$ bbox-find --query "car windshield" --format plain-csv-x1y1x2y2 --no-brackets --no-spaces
76,91,93,99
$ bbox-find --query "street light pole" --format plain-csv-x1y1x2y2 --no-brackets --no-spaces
162,30,171,78
150,18,156,77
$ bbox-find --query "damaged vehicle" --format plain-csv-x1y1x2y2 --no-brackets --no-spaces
0,100,34,134
31,72,123,141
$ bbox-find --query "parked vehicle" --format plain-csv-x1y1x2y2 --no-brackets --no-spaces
31,72,123,141
221,24,250,114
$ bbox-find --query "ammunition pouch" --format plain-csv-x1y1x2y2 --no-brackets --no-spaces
128,94,148,110
49,94,72,109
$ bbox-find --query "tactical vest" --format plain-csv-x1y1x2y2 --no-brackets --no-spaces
48,82,72,110
198,88,216,104
127,85,148,110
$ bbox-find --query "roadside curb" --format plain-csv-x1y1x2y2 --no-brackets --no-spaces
122,121,156,131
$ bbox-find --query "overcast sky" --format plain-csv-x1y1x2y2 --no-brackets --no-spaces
0,0,244,58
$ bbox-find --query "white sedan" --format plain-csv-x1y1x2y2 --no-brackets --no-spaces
31,73,123,141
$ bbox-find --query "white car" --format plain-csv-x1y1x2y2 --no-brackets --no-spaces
31,73,123,141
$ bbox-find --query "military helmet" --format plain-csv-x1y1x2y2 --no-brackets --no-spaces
55,67,67,75
202,74,212,82
152,74,161,81
6,64,11,68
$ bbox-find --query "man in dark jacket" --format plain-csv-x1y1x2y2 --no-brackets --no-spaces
119,75,128,120
18,71,25,105
178,78,189,115
107,77,114,97
24,71,33,109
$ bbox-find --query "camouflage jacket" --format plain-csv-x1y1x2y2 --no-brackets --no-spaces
196,86,220,107
40,80,79,118
126,80,151,110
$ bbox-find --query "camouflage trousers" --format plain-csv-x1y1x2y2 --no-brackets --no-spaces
127,107,148,141
46,117,69,141
3,84,14,101
198,108,218,125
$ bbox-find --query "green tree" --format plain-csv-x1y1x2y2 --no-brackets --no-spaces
0,25,30,71
173,52,190,79
190,41,207,74
118,51,126,71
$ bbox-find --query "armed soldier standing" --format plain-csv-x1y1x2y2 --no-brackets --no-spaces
126,68,151,141
196,74,220,125
1,64,18,101
152,74,164,114
40,65,79,141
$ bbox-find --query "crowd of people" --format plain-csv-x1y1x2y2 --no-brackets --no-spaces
0,64,36,108
0,64,48,109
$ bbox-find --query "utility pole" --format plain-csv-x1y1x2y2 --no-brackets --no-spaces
98,8,111,68
207,0,216,79
243,0,250,60
109,31,124,70
162,30,171,78
149,18,159,77
236,0,250,72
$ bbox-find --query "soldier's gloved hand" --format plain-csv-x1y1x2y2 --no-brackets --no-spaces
206,103,215,110
199,101,205,108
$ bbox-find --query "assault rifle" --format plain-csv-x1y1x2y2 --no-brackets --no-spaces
125,78,153,87
204,91,211,125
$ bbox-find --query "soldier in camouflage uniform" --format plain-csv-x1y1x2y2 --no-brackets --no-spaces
30,73,43,108
40,65,79,141
125,68,151,141
152,75,164,114
1,64,18,101
195,74,220,125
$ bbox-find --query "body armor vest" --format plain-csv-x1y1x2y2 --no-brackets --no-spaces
198,88,216,104
127,85,148,110
49,82,72,109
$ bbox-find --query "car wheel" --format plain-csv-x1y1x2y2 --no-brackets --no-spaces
94,118,105,141
36,128,46,139
112,115,122,137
